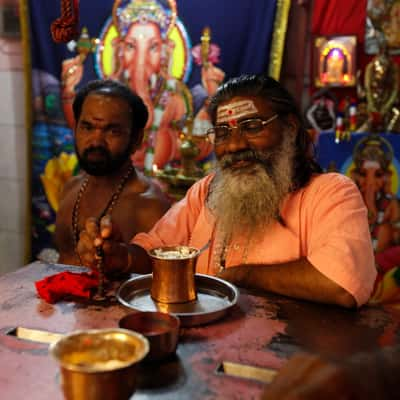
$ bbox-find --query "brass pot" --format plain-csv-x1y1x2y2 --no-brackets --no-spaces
149,245,199,303
50,328,149,400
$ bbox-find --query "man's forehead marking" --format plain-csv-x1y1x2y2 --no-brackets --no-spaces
217,100,258,123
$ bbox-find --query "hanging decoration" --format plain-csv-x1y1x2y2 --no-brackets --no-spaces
50,0,80,43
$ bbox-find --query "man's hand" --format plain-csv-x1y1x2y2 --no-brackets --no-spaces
201,64,225,96
61,54,83,94
260,353,356,400
76,215,130,276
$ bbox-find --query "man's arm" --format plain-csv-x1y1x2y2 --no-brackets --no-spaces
76,175,213,276
218,258,356,308
54,176,81,265
261,346,400,400
220,174,376,308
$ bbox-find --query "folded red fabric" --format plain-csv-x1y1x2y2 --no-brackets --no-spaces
35,271,99,303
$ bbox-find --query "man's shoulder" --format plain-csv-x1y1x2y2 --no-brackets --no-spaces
59,173,85,204
56,174,85,222
297,173,361,206
192,173,215,188
294,172,361,202
126,173,170,206
64,173,85,191
184,173,215,200
306,172,356,191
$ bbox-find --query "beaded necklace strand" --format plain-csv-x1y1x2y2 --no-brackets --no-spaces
71,165,135,297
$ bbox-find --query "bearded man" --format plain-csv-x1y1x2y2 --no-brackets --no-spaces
55,79,170,266
77,74,376,307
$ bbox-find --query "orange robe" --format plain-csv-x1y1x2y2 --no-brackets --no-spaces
133,173,377,306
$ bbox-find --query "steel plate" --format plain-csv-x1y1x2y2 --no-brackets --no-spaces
117,274,239,327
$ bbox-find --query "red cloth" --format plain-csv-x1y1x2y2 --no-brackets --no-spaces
35,271,99,303
311,0,367,43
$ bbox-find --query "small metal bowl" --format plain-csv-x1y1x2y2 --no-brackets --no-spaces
119,311,180,361
50,328,149,400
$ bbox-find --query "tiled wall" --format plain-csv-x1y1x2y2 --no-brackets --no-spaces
0,36,28,275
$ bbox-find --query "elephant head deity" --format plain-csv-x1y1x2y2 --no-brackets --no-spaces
61,0,223,168
110,0,178,130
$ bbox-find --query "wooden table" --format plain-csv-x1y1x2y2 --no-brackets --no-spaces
1,262,399,399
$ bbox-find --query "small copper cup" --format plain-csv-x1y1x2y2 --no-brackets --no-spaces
149,245,199,303
119,311,180,361
50,328,149,400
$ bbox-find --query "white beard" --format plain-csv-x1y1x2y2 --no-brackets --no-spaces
207,130,295,240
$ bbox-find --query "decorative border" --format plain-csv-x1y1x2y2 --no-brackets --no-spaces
268,0,291,80
18,0,33,263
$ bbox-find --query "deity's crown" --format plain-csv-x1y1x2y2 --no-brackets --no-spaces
114,0,176,38
353,135,393,170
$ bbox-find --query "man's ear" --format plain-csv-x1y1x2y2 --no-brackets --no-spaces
132,128,144,151
285,114,300,135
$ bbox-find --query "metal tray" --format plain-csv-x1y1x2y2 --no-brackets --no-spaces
117,274,239,327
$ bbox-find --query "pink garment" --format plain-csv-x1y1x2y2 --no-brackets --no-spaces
133,173,377,306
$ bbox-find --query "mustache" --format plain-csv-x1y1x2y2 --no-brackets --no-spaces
82,146,110,159
219,149,273,169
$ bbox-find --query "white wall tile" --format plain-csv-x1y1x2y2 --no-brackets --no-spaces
0,124,28,180
0,177,28,232
0,39,28,274
0,70,25,125
0,38,23,72
0,231,26,275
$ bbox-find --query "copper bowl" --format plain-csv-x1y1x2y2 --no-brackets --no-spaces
119,311,180,361
50,328,149,400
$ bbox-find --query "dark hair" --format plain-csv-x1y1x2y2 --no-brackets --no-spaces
73,79,149,143
208,74,322,190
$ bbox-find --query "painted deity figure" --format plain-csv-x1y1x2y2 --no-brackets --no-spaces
351,136,400,253
61,0,224,169
325,49,346,84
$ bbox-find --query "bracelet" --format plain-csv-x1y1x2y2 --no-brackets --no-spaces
61,92,75,102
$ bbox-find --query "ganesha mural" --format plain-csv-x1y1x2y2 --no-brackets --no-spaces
29,0,280,260
350,135,400,252
61,0,224,170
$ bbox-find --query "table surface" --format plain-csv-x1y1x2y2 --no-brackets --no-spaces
1,262,400,400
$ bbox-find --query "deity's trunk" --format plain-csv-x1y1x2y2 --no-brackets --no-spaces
129,69,155,132
363,188,378,225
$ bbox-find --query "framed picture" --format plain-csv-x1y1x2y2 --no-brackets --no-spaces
314,35,357,88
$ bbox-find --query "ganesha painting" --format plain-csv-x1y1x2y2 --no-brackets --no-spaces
61,0,224,170
350,135,400,253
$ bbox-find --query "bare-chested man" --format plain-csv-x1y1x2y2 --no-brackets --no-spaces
55,79,170,266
